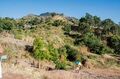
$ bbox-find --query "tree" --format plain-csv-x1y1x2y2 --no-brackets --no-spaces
78,13,95,34
75,33,113,55
85,13,94,26
93,16,101,27
78,22,91,34
107,35,120,55
0,18,16,31
110,25,118,35
100,19,114,35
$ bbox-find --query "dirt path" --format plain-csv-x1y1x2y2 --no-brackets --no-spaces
3,73,29,79
2,69,120,79
3,59,120,79
42,69,120,79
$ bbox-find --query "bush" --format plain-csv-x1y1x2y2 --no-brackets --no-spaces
52,20,66,27
107,35,120,55
58,46,67,61
33,38,60,61
0,18,16,31
33,37,50,60
63,25,71,33
55,60,67,70
75,33,113,55
65,45,79,61
48,44,59,61
33,37,68,70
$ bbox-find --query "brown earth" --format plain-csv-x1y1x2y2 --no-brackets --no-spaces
2,61,120,79
3,73,29,79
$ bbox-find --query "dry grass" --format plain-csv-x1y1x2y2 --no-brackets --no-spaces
79,45,90,55
1,28,120,79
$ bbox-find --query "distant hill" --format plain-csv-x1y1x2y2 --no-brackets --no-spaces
40,12,64,16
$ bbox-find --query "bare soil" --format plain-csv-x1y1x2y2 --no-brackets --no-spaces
3,62,120,79
3,73,29,79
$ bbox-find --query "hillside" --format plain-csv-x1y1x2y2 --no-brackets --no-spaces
0,12,120,79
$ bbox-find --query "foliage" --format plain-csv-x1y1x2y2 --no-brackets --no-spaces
63,24,71,33
33,37,60,61
54,60,67,70
27,17,42,25
0,17,16,31
78,22,91,34
40,12,64,17
58,46,67,61
52,20,66,26
75,33,113,55
107,35,120,55
33,37,49,60
78,13,101,34
67,17,79,25
48,44,59,61
13,29,24,40
65,45,80,61
100,19,115,35
33,37,68,69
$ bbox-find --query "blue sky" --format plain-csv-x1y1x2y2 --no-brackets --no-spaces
0,0,120,23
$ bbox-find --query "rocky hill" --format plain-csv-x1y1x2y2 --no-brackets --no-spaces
0,12,120,79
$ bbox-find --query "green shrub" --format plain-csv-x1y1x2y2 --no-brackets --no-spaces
65,45,79,61
52,20,66,27
63,25,71,33
58,46,67,61
75,33,113,55
107,35,120,55
33,37,67,69
33,37,50,60
0,18,16,30
55,60,67,70
33,38,60,61
48,44,59,61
